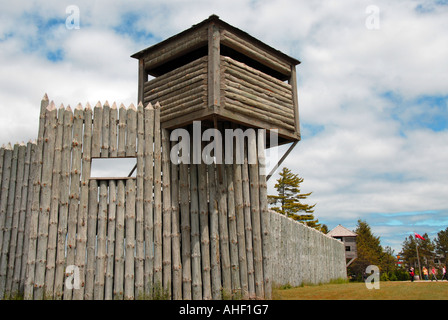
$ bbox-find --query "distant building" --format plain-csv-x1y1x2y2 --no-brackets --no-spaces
328,225,358,267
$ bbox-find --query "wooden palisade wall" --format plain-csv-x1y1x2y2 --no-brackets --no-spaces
0,95,346,300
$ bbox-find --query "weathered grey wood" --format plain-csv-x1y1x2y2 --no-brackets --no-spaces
208,162,221,300
222,56,292,93
226,159,241,298
224,72,293,107
105,179,116,300
160,102,205,123
143,26,208,70
0,144,12,299
216,152,231,298
12,141,33,295
0,145,12,264
224,85,295,123
258,130,271,299
220,31,291,77
144,57,207,91
189,154,202,300
104,103,117,300
33,103,57,299
92,102,103,158
180,161,192,300
208,23,220,111
138,59,147,105
159,92,206,116
232,124,248,299
113,104,127,300
113,179,125,300
93,102,109,300
161,128,171,296
289,66,301,137
223,97,295,131
73,103,92,300
135,102,145,298
118,104,127,157
247,130,264,299
170,139,182,300
6,143,26,295
124,178,136,300
24,94,49,300
197,160,211,300
109,103,118,157
0,143,20,298
124,104,136,300
53,105,73,300
242,141,255,299
0,147,4,195
101,101,110,158
126,103,137,157
85,180,98,300
85,103,102,300
143,103,155,296
43,104,63,297
20,142,36,294
153,103,163,289
145,70,206,101
63,104,83,300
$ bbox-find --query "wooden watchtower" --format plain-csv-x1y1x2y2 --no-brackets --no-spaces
131,15,301,146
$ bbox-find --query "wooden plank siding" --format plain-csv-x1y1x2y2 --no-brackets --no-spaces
143,56,208,124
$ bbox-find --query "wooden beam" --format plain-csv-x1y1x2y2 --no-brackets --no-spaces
208,22,221,112
289,66,301,139
266,140,298,182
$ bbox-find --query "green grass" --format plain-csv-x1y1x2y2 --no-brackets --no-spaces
273,281,448,300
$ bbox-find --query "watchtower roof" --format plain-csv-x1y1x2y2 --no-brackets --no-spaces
131,14,300,73
327,225,357,238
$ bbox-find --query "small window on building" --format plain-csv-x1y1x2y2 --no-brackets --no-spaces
90,157,137,180
345,246,351,252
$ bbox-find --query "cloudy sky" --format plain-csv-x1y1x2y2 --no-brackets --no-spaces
0,0,447,253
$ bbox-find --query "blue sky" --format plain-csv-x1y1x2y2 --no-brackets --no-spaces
0,0,447,254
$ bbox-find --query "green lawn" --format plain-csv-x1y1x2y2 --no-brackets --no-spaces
273,281,448,300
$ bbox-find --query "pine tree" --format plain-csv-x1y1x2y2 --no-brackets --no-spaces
268,167,319,229
435,227,448,265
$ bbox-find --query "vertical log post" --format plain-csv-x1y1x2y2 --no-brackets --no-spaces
161,127,172,297
5,143,26,296
85,102,102,300
0,144,20,298
135,102,145,298
64,104,83,300
124,104,137,300
170,137,182,300
33,102,57,299
74,103,92,300
153,103,163,291
43,104,64,297
104,102,117,300
189,142,202,300
143,103,155,297
24,94,49,300
53,105,73,300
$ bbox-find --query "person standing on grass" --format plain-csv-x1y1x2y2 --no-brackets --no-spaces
423,266,429,280
441,266,447,281
430,266,438,281
409,267,415,282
